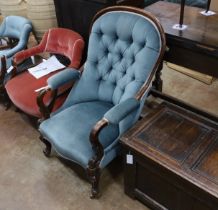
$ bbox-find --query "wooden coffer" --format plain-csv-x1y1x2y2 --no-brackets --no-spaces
120,102,218,210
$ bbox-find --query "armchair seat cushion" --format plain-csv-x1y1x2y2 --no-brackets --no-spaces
5,70,66,117
39,101,119,168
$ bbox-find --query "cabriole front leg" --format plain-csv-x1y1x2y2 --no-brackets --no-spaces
87,159,101,199
87,118,108,198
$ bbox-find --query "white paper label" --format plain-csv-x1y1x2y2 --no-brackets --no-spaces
28,56,65,79
7,66,14,73
126,154,133,164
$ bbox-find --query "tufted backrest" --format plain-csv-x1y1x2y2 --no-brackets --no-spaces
0,16,32,40
44,28,84,68
69,7,165,106
13,28,85,68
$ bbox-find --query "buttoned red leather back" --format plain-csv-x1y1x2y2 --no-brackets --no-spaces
44,28,84,68
14,28,84,68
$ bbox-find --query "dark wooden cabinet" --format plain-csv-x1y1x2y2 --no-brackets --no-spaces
120,102,218,210
53,0,144,51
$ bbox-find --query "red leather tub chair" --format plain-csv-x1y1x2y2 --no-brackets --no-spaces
5,28,84,119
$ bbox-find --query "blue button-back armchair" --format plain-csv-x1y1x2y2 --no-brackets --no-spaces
0,16,32,86
39,6,166,198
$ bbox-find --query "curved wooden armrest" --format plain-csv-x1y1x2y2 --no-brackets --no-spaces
16,54,43,67
37,87,58,120
88,118,109,167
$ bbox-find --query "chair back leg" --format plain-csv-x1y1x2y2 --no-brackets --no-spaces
40,135,52,157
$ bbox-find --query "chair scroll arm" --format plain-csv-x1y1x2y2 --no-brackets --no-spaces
10,60,20,79
37,68,81,120
47,68,81,90
104,98,140,124
37,87,57,120
12,54,45,78
89,118,109,167
88,97,140,165
13,45,44,65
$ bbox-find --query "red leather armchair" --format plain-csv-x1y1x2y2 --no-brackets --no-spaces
5,28,84,119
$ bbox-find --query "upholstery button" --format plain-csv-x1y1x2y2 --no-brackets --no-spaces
130,37,133,42
119,53,123,60
132,57,135,63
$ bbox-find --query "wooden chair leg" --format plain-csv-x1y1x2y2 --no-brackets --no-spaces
152,60,163,92
14,107,20,112
87,162,101,199
39,135,52,157
1,90,11,110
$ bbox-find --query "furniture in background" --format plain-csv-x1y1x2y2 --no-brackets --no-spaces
53,0,144,54
0,16,32,88
0,0,27,18
120,99,218,210
5,28,84,119
27,0,58,41
144,0,208,8
120,2,218,208
38,6,166,198
145,1,218,91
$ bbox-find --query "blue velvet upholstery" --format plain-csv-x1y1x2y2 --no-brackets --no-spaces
0,16,32,72
39,9,164,174
47,68,81,90
104,98,140,124
40,101,119,168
